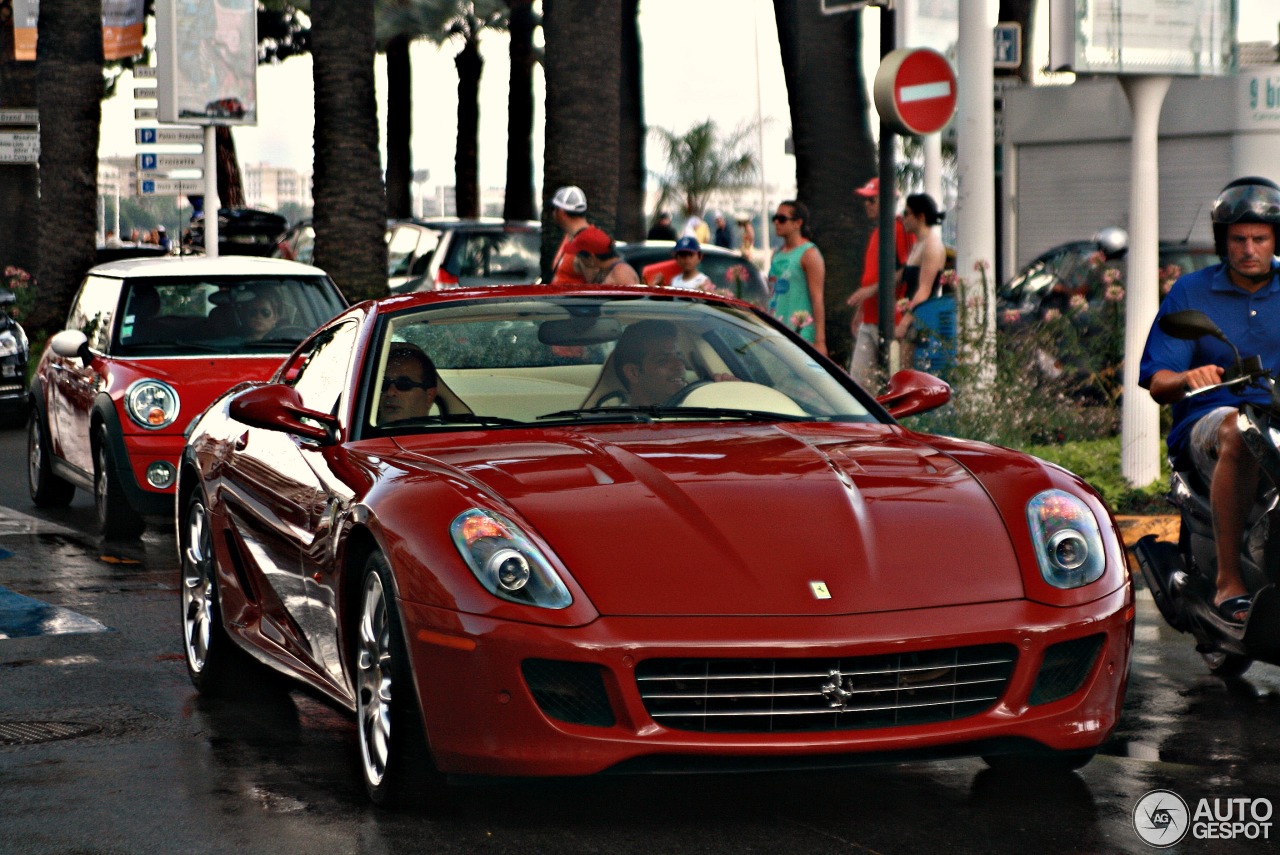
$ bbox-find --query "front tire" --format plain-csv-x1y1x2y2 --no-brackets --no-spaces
27,409,74,508
355,552,444,808
1201,649,1252,679
181,493,264,695
95,426,145,540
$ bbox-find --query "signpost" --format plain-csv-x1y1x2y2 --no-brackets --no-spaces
138,153,202,172
138,178,204,196
873,47,959,137
135,127,204,146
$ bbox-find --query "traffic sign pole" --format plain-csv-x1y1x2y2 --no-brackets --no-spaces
205,126,218,258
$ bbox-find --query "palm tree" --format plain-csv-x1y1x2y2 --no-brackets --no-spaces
0,16,40,289
30,0,104,340
649,120,758,225
378,0,507,219
502,0,537,221
540,0,621,278
311,0,388,302
616,0,645,241
773,0,875,365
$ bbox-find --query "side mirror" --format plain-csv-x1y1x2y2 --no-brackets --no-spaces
229,384,339,445
1158,309,1225,342
50,329,91,364
876,369,951,419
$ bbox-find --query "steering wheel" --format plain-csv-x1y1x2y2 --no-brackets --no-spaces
662,379,717,407
594,390,627,407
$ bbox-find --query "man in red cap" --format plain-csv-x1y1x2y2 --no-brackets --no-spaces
845,176,915,385
573,226,640,285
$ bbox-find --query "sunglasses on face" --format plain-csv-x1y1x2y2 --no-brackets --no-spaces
772,214,795,223
246,305,274,319
382,376,432,393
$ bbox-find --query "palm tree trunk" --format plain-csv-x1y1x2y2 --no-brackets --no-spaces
216,127,246,208
31,0,102,341
385,34,413,220
455,39,482,218
503,0,537,221
616,0,645,241
541,0,620,278
0,3,40,283
311,0,388,303
773,0,875,366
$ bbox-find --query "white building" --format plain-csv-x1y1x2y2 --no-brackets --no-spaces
241,162,311,213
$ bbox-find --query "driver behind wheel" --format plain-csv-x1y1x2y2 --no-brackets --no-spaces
612,320,687,405
378,343,438,423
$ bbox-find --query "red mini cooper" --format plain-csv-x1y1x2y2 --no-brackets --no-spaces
27,255,347,538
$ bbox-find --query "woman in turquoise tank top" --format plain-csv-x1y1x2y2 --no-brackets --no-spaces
768,200,827,354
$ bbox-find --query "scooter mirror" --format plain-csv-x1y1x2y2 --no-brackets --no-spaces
1159,309,1226,342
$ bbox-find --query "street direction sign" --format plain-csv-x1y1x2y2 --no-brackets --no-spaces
994,22,1023,69
134,66,156,79
134,108,158,120
138,178,203,196
137,153,202,172
0,131,39,163
135,127,203,145
873,47,958,136
0,109,39,126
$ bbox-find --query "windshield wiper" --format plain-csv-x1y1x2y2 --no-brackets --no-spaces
384,413,525,428
119,341,226,353
537,406,809,423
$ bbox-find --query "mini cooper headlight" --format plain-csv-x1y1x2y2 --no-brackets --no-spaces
124,379,180,429
0,329,20,358
450,509,572,609
1026,489,1106,589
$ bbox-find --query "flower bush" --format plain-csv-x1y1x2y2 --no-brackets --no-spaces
2,266,36,321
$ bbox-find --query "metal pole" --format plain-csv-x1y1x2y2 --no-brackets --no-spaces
204,125,219,258
754,1,767,260
876,5,897,377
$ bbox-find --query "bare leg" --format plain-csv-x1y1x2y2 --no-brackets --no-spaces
1210,413,1256,611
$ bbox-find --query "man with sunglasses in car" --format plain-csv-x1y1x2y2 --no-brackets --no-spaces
1140,176,1280,626
378,343,438,423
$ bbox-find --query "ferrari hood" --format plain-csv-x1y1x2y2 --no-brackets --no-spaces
398,423,1027,617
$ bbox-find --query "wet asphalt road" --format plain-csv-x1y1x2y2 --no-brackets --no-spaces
0,424,1278,855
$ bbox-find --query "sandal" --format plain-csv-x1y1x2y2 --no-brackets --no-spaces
1216,594,1253,626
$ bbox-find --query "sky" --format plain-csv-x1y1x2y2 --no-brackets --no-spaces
98,0,1280,206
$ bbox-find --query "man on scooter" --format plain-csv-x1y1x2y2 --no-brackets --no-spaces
1139,176,1280,626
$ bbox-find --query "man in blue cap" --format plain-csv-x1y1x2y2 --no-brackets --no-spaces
666,236,712,290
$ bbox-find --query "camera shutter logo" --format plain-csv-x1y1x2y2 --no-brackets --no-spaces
1133,789,1190,847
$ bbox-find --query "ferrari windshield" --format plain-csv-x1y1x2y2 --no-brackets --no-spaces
365,294,878,430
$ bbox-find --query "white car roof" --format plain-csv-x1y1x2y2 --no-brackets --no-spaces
88,255,329,279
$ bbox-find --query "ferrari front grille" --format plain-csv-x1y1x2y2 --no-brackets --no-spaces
1029,634,1104,706
636,644,1017,733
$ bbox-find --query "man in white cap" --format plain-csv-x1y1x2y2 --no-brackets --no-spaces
550,185,590,284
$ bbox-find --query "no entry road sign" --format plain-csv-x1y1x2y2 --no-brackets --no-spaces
873,48,958,136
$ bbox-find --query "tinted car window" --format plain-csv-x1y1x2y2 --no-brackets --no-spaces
443,229,540,286
68,275,122,352
113,275,346,354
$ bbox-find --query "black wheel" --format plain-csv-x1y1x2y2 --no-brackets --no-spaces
982,749,1096,773
355,551,446,809
1201,649,1252,679
27,409,75,508
95,426,145,540
180,493,270,695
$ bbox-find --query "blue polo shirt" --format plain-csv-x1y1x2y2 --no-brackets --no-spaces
1139,261,1280,457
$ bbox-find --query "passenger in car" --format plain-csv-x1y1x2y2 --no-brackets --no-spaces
378,343,439,423
239,288,283,341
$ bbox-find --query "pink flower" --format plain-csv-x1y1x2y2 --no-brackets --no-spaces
789,311,813,331
725,264,748,284
1043,308,1062,322
1104,284,1125,303
1001,308,1022,325
1068,294,1087,312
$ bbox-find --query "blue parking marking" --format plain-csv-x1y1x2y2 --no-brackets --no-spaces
0,586,111,640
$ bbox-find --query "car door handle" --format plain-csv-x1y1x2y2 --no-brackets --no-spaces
234,432,248,451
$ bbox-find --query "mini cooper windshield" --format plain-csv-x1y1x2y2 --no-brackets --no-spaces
365,294,878,430
113,275,346,355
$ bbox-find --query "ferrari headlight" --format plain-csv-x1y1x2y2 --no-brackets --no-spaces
124,379,180,429
1026,489,1106,589
0,329,20,358
450,509,572,609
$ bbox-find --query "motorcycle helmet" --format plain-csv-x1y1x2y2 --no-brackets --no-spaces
1092,227,1128,260
1210,175,1280,257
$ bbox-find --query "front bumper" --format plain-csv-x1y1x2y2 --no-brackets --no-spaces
401,584,1134,777
115,431,184,516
